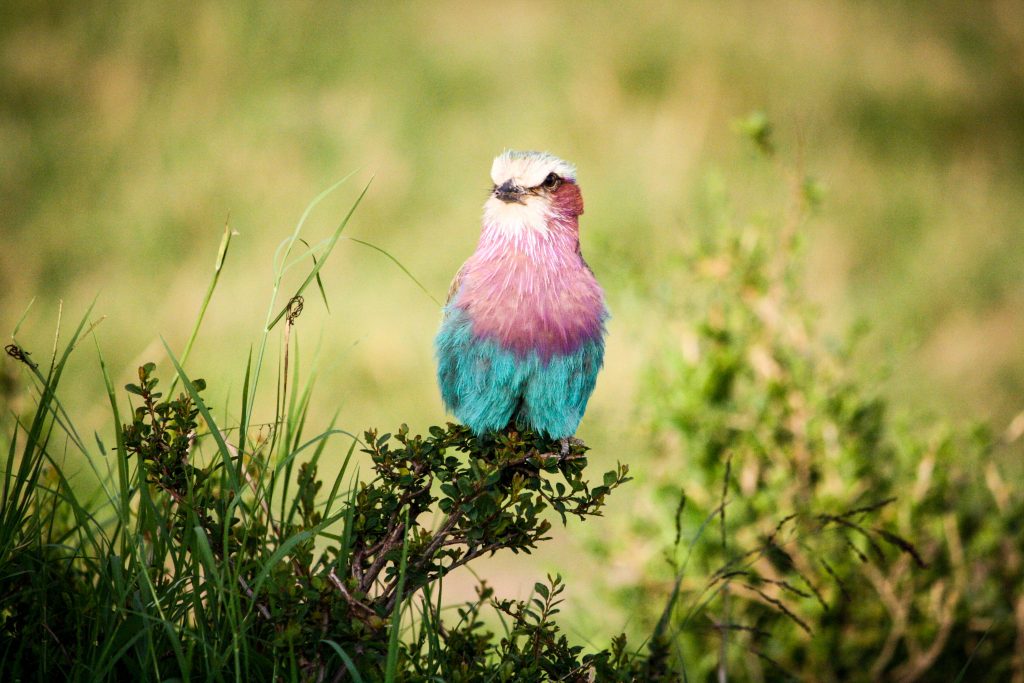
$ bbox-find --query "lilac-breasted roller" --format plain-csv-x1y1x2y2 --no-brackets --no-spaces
435,151,608,451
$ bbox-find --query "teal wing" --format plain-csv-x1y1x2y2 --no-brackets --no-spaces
445,263,468,305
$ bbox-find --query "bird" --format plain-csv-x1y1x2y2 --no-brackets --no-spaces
434,150,608,456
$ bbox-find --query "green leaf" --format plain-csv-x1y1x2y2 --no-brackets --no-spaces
322,640,365,683
251,529,316,596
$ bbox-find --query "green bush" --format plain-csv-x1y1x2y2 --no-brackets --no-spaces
0,348,649,680
601,130,1023,681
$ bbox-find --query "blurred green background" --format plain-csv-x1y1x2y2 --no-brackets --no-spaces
2,0,1023,645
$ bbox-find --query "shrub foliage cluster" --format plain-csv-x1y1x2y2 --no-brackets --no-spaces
601,125,1023,681
0,344,659,680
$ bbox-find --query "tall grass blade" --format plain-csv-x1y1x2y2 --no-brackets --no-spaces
10,297,35,338
296,237,331,313
169,218,236,394
251,526,317,595
267,178,373,331
344,236,442,307
385,507,411,683
322,640,364,683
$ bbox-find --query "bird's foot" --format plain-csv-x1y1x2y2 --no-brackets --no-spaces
558,437,586,461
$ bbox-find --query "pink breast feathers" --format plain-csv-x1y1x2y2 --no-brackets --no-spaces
456,234,606,360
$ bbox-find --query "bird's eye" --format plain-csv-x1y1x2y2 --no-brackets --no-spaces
541,173,562,190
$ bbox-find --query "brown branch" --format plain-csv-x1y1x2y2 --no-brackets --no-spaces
739,583,812,636
358,523,406,595
382,540,508,614
864,557,911,679
238,575,272,620
327,568,375,617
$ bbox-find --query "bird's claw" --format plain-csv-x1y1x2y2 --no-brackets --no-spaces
558,437,586,461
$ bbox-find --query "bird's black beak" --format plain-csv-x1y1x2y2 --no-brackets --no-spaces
494,180,525,204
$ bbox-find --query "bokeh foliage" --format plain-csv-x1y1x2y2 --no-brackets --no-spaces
590,134,1024,680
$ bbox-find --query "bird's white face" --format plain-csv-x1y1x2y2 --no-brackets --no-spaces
483,151,577,237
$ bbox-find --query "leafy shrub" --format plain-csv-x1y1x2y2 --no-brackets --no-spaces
602,124,1023,681
0,342,665,680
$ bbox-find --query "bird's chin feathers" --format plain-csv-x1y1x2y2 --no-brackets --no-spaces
482,195,553,238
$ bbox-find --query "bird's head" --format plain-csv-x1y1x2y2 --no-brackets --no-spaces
483,150,584,237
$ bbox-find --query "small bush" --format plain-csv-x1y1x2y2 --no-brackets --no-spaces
597,127,1023,681
0,344,670,680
